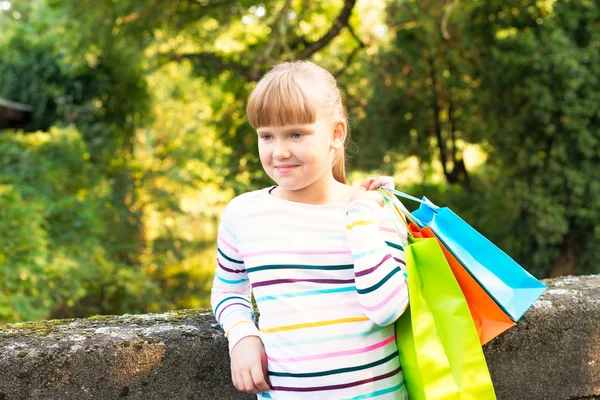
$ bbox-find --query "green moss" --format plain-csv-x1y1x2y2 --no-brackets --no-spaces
1,333,18,339
0,308,211,340
46,318,76,326
87,315,112,321
17,350,28,358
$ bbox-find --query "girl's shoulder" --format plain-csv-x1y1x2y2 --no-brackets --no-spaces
221,186,271,220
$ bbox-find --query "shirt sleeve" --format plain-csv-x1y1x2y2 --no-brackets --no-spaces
345,199,409,326
211,200,260,353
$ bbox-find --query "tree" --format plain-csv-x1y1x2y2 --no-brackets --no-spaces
470,0,600,276
356,0,483,189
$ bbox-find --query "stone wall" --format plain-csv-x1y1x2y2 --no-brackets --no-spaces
0,275,598,400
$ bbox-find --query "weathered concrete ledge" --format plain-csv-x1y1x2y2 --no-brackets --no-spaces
0,275,598,400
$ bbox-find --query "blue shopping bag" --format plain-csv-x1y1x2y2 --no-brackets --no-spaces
382,187,546,322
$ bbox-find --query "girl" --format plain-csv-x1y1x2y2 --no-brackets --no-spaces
211,61,409,399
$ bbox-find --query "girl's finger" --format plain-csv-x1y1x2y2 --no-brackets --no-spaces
370,176,394,190
241,370,260,394
251,365,271,392
231,365,238,390
359,177,374,190
232,371,241,391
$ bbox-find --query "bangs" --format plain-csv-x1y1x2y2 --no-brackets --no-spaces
246,72,317,128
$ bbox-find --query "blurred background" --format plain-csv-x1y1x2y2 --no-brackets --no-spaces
0,0,598,323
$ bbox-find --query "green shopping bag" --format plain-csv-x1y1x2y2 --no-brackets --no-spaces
382,194,496,400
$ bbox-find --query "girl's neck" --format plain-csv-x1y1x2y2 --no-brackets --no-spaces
273,174,352,205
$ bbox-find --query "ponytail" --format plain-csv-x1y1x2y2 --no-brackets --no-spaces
332,149,346,184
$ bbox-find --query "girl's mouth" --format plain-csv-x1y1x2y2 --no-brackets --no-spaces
275,165,299,173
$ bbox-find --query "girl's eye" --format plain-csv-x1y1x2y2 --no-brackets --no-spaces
261,135,272,141
291,132,304,139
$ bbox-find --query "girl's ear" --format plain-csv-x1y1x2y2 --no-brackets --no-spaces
331,120,347,149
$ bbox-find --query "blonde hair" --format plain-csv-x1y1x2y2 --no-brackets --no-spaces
246,61,348,184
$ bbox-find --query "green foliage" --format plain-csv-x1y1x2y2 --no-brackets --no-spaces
1,0,598,323
469,0,600,276
361,0,600,277
355,0,483,187
0,127,160,322
0,185,49,321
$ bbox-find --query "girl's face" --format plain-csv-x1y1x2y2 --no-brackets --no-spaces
257,117,342,191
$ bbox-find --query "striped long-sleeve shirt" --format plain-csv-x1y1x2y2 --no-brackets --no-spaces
211,186,410,399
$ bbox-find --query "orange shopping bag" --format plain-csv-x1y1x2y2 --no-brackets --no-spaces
408,223,515,345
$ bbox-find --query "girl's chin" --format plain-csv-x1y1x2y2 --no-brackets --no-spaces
271,178,310,192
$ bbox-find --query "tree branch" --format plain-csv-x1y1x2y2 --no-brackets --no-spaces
346,22,366,48
441,0,460,40
173,52,253,80
251,0,293,79
170,0,359,82
427,55,448,176
288,0,312,51
333,24,366,78
295,0,357,60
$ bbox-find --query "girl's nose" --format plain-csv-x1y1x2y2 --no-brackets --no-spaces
273,142,291,159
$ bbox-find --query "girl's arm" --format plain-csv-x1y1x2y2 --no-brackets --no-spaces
211,201,269,394
345,183,409,326
211,202,260,353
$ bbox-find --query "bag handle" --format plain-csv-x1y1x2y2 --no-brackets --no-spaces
377,188,424,226
379,193,411,249
379,186,440,210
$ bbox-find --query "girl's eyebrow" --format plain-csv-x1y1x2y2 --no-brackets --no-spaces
257,125,313,134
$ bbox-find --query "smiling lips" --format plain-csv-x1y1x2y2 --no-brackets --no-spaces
274,165,299,173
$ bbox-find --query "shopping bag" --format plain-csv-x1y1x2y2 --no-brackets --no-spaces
383,187,546,322
381,195,497,400
407,223,515,345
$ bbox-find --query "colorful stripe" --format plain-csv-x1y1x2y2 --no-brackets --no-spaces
353,248,388,259
217,248,243,264
225,320,254,336
217,260,246,274
393,256,406,266
252,277,355,289
380,306,405,326
242,249,351,258
265,300,362,318
255,286,355,303
267,325,386,348
355,254,392,277
247,263,353,273
260,316,369,334
239,235,347,243
270,365,402,392
221,224,236,240
384,241,404,251
217,302,251,320
218,235,238,253
362,281,407,312
357,267,401,294
269,350,399,377
267,335,395,363
213,296,251,315
346,220,379,229
346,381,406,400
216,275,249,284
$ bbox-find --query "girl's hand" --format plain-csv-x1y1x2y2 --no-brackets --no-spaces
230,336,270,394
349,176,395,207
